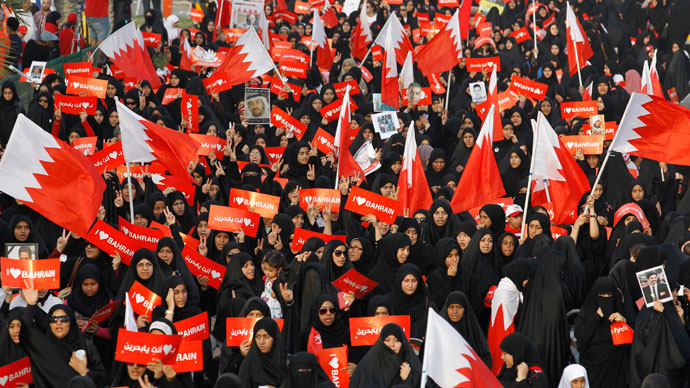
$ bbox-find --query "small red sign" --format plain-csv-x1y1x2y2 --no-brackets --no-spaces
229,188,281,218
349,315,411,346
344,186,400,224
181,245,226,290
85,220,137,265
332,268,378,298
0,357,32,386
290,228,347,252
298,188,341,213
115,329,182,365
89,142,124,173
128,280,162,317
54,94,97,115
509,74,548,101
171,340,204,372
225,318,285,346
1,258,60,289
175,312,210,341
207,204,261,237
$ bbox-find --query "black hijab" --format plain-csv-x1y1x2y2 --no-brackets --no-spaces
308,293,349,349
349,237,375,275
480,204,507,239
66,263,111,318
238,318,287,387
218,252,263,300
422,199,460,246
399,218,436,275
320,240,352,281
441,291,492,368
282,352,334,388
367,233,411,294
0,308,26,365
461,228,501,298
155,237,200,306
389,263,431,340
114,248,168,302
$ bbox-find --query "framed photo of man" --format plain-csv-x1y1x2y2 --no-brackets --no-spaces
636,265,672,308
5,243,38,260
244,88,270,124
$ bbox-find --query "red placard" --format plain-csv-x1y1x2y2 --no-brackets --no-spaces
561,135,604,155
299,188,341,212
294,1,309,13
115,164,165,183
207,204,261,237
226,318,285,346
161,88,182,104
229,188,280,218
1,258,60,289
314,128,336,155
668,88,679,103
291,227,347,252
115,329,182,365
181,94,199,133
613,203,650,230
202,72,232,94
510,26,530,43
278,60,308,78
90,142,124,173
273,10,297,23
189,133,225,160
434,13,452,28
54,94,97,115
477,22,492,36
142,32,161,47
371,45,383,61
123,77,138,91
270,106,307,140
189,7,204,22
175,312,210,341
401,87,432,106
584,121,618,140
71,136,98,156
344,186,400,224
332,268,378,298
181,245,226,290
66,76,108,99
427,73,446,95
610,321,634,345
82,299,120,332
118,217,165,250
438,0,459,6
0,357,32,387
509,75,548,101
85,220,137,265
263,146,285,164
152,174,196,207
560,101,598,120
63,62,93,78
129,280,162,317
349,316,411,346
320,97,358,123
318,346,349,388
276,48,310,66
465,57,501,72
497,90,519,112
333,80,361,97
361,66,373,82
171,340,204,372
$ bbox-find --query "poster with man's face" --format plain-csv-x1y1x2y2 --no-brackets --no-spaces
28,61,46,83
5,243,38,260
637,265,673,307
244,88,270,124
231,0,264,29
469,81,487,103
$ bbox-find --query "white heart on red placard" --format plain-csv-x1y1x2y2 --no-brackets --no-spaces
9,268,21,279
243,218,252,226
564,107,572,114
0,376,7,386
320,137,328,144
211,270,221,279
135,294,144,304
82,102,90,109
163,344,173,355
98,231,109,240
355,197,366,206
109,151,118,159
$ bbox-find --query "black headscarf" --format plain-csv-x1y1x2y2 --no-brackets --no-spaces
66,263,111,318
165,191,196,232
399,218,436,275
282,352,334,388
0,308,26,365
320,240,352,281
498,332,543,380
349,237,375,275
515,212,553,258
155,237,200,305
441,291,492,368
349,323,422,388
480,204,507,239
238,318,287,387
308,293,349,349
367,233,411,294
427,237,482,314
114,248,168,302
422,199,460,246
389,263,431,340
461,228,501,298
8,214,49,258
218,252,263,300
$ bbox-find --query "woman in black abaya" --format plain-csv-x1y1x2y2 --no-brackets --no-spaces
320,240,353,282
0,80,24,146
281,352,334,388
296,293,353,360
497,333,548,388
516,248,569,388
479,204,507,240
388,263,432,341
399,218,436,275
500,145,530,198
155,237,200,306
461,228,501,301
422,199,460,246
427,238,482,314
574,277,629,388
0,308,26,366
217,252,263,301
440,291,492,368
238,318,287,388
367,233,411,294
350,323,422,388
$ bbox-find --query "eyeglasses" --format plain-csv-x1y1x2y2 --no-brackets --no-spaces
126,101,137,106
333,249,346,257
414,217,427,223
319,307,337,315
38,99,48,103
49,315,70,323
348,246,361,252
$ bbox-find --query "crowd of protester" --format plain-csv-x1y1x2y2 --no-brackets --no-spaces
1,0,690,386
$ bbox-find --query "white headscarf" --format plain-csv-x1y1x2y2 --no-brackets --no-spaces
557,364,590,388
164,15,180,42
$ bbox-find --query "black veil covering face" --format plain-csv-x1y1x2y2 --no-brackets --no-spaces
349,323,422,388
282,352,334,388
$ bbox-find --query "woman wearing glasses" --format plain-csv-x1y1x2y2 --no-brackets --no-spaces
19,286,107,387
320,240,353,282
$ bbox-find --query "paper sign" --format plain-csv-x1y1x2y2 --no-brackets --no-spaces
202,72,232,94
85,220,137,265
509,75,548,101
332,268,378,298
349,316,411,346
320,97,358,123
344,186,400,224
118,217,165,251
401,87,432,106
115,329,182,365
0,357,32,386
610,321,634,345
63,62,93,78
129,281,162,317
189,7,204,22
142,32,161,47
314,128,336,155
171,340,203,372
333,80,361,97
54,94,97,115
71,137,97,156
181,245,226,289
271,106,307,140
82,299,120,332
207,204,261,237
278,60,307,78
510,26,530,43
318,346,349,388
613,203,650,230
175,312,210,341
299,188,341,212
181,94,199,133
466,57,501,72
89,142,124,173
371,45,383,61
584,121,618,140
1,258,60,289
290,227,347,252
161,88,182,104
66,76,108,99
189,133,226,160
264,147,285,164
225,318,285,346
229,188,280,218
151,174,196,206
561,101,598,119
561,135,604,155
116,164,165,183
